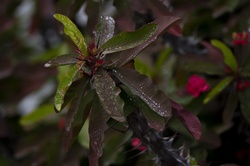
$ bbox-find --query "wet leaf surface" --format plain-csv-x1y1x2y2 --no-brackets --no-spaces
54,14,88,56
106,16,180,67
44,54,79,67
120,85,166,131
98,23,158,54
54,63,83,112
94,16,115,48
93,68,125,122
112,67,172,117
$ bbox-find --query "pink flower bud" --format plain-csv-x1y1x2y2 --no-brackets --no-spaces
237,80,249,91
185,75,210,98
131,138,147,151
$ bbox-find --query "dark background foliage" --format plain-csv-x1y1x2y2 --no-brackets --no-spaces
1,0,250,165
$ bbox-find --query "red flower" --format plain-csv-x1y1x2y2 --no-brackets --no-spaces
185,75,210,98
131,138,147,151
237,80,249,91
232,32,249,46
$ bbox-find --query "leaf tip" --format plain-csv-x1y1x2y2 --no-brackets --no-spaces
44,63,51,68
53,13,60,19
55,104,62,112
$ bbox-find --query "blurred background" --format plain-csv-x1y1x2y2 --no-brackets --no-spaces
1,0,250,165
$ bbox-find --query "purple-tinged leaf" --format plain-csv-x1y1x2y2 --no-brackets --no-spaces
44,54,79,67
93,68,125,122
120,85,166,131
93,16,115,48
238,86,250,124
53,14,88,56
89,94,110,163
63,89,94,151
112,68,172,117
88,147,99,166
54,63,84,112
98,23,158,54
106,16,180,67
170,100,202,140
64,79,89,132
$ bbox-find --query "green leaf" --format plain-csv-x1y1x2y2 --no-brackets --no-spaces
154,47,173,74
98,23,158,54
93,68,125,122
44,54,79,67
239,86,250,124
54,63,83,112
106,16,180,67
120,85,166,131
19,104,54,126
134,58,153,78
54,13,88,56
204,76,233,104
211,39,238,73
89,94,110,158
94,16,115,48
112,68,172,117
77,119,90,149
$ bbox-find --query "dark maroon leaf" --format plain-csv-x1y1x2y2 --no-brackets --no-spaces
241,55,250,77
88,147,99,166
89,94,110,161
238,86,250,124
170,100,202,140
105,16,180,67
44,54,79,67
120,85,166,131
93,16,115,48
63,88,94,151
93,68,125,122
112,68,172,118
223,86,238,124
64,79,89,132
